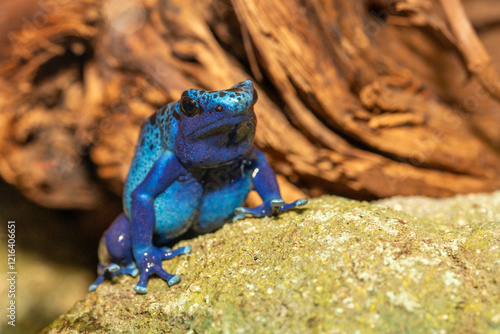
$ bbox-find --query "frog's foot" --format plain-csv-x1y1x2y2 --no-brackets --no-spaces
133,246,187,294
89,263,139,292
233,198,308,221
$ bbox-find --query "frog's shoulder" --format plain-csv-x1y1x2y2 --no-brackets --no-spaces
137,102,179,154
124,102,179,210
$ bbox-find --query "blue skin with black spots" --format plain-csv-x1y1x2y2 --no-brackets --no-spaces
89,80,308,294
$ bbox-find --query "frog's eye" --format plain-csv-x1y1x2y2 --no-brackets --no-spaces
252,88,258,104
180,97,199,117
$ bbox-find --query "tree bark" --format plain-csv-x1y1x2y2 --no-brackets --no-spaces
0,0,499,209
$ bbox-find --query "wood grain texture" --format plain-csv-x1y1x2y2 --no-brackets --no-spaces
0,0,499,209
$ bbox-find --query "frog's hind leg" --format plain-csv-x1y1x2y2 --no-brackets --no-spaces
104,213,134,264
89,214,137,292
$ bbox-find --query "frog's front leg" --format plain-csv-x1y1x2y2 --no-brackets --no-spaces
234,148,307,221
130,151,189,294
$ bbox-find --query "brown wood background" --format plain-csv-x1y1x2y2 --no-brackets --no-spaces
1,0,500,210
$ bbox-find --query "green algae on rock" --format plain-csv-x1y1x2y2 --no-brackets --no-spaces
43,194,500,333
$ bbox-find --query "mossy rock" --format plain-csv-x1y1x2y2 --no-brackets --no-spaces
43,193,500,333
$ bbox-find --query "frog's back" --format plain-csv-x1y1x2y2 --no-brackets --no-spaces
123,103,178,216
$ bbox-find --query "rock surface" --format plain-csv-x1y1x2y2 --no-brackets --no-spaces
43,193,500,333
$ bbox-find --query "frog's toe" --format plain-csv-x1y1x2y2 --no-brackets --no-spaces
117,263,139,277
182,245,191,255
163,245,191,260
167,275,181,286
234,206,264,218
232,213,247,222
234,206,249,215
270,199,285,207
89,275,104,292
134,272,149,294
134,285,148,294
281,198,309,211
270,199,285,214
108,263,120,272
295,198,308,206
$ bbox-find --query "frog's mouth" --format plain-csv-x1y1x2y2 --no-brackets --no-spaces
190,115,254,142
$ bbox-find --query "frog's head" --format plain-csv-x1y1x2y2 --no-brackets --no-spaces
174,80,258,168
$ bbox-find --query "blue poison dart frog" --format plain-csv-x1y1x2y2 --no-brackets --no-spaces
89,80,308,294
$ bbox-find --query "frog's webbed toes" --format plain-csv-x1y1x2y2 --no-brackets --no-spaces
155,267,181,287
133,245,187,294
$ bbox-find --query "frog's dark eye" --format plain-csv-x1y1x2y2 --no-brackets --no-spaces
215,104,223,112
252,88,258,104
180,97,199,117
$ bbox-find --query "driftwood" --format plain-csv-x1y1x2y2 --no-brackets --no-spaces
0,0,500,209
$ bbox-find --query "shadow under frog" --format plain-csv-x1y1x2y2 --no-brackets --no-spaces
90,80,307,294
